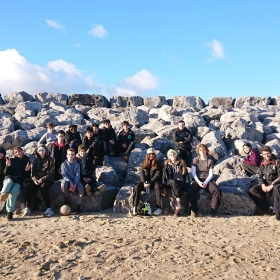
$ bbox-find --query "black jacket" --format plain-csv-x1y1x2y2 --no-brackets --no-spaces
162,159,190,190
65,130,82,145
139,161,162,184
102,125,117,143
82,134,102,151
48,141,69,166
4,155,31,185
174,127,193,151
75,154,95,179
118,128,135,146
258,155,280,185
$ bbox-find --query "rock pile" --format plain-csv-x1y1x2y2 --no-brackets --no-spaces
0,91,280,215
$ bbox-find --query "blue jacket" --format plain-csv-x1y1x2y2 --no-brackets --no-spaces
61,159,81,185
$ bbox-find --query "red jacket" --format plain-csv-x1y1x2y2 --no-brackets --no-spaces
243,148,262,166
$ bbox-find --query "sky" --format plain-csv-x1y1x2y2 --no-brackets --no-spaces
0,1,280,104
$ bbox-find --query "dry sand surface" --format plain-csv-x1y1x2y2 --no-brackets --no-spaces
1,210,280,280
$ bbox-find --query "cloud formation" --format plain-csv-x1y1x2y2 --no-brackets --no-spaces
207,39,225,59
45,19,64,30
88,24,108,38
0,49,159,98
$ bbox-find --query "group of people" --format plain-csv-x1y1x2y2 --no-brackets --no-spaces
0,118,280,221
0,120,136,220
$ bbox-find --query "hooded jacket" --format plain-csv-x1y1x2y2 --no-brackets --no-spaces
32,145,55,183
243,148,262,166
257,155,280,186
65,130,82,145
75,153,95,179
117,128,135,146
60,158,81,185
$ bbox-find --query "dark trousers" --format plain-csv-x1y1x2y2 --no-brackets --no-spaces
117,142,135,156
241,162,259,176
177,149,192,168
249,184,280,214
133,181,162,209
106,141,117,156
90,147,104,163
80,177,98,193
189,180,221,213
25,180,53,209
168,179,189,210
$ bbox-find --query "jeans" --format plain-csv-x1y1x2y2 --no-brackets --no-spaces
1,178,21,213
61,179,84,205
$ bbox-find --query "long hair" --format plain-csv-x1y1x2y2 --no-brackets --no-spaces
143,153,158,170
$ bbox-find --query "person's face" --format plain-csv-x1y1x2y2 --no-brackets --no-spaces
38,149,46,158
148,153,155,160
123,124,129,132
198,148,207,157
70,126,77,133
178,122,185,130
93,126,99,133
169,153,177,161
47,126,54,133
243,146,251,155
78,149,87,158
262,150,272,161
0,152,4,159
67,152,75,162
14,149,24,158
104,122,110,128
57,133,65,142
86,131,93,138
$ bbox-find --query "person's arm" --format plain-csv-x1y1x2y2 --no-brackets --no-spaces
61,163,73,184
150,169,161,184
174,130,183,143
243,149,259,166
38,132,47,146
41,157,55,182
182,129,193,145
73,164,80,185
204,168,214,186
191,165,201,185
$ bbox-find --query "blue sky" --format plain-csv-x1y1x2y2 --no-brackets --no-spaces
0,1,279,104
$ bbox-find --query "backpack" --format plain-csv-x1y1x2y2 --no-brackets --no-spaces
136,200,152,216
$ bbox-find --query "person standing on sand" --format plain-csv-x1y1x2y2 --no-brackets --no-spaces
249,145,280,220
132,148,163,216
162,149,190,217
189,144,221,217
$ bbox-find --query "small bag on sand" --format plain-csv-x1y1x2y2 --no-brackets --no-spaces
136,200,152,216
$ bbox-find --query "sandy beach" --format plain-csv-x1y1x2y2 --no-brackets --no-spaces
1,210,280,280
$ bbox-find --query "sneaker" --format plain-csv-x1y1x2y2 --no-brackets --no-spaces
22,207,31,216
0,192,9,202
75,205,82,215
132,206,136,216
123,155,128,162
211,208,219,218
153,208,162,216
85,184,92,197
190,210,198,218
97,184,106,193
276,214,280,220
44,208,54,217
265,207,274,216
7,212,13,221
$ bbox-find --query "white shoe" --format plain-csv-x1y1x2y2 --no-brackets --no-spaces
22,207,31,216
153,208,162,216
44,208,54,217
132,206,136,215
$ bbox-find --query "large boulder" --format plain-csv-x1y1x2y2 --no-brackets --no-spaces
110,96,143,108
14,101,44,115
141,136,172,154
270,96,280,105
0,130,29,150
264,139,280,157
208,97,232,107
0,115,14,132
56,108,84,125
35,92,68,105
169,96,205,111
143,96,167,108
68,94,109,107
182,112,206,128
95,165,120,188
234,96,271,108
4,91,34,106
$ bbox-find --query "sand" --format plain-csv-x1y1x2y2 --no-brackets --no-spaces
0,210,280,280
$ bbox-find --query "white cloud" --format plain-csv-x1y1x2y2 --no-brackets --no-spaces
0,49,160,98
74,42,81,47
207,39,225,59
0,49,99,95
45,19,64,30
88,24,108,38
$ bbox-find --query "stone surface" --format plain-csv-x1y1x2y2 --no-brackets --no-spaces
234,96,271,108
208,97,233,107
110,96,143,108
68,94,109,107
4,91,34,105
35,92,68,105
143,96,167,108
169,96,205,111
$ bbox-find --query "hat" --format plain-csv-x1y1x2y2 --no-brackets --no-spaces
167,149,178,159
147,148,156,154
37,146,46,153
0,146,5,154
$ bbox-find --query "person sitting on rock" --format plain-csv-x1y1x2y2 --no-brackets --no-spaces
38,122,57,147
102,119,117,157
174,120,193,167
132,148,163,216
240,143,262,179
75,145,106,197
162,149,190,217
189,144,221,217
0,146,6,190
61,148,85,214
0,147,31,221
249,145,280,220
65,124,82,154
82,126,105,166
48,130,69,180
23,145,55,217
117,121,136,162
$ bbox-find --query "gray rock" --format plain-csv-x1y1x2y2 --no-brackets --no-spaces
35,92,68,105
157,105,177,121
140,119,166,131
95,165,120,187
182,112,206,128
214,155,243,176
220,110,259,123
264,139,280,157
49,102,67,113
74,105,92,115
141,136,172,154
234,140,263,156
56,108,84,125
169,96,205,111
133,128,156,143
0,130,29,150
14,101,44,115
0,115,14,132
143,96,167,108
196,127,212,141
110,96,143,108
113,186,133,213
4,91,34,105
154,125,178,141
208,97,232,107
270,96,280,105
105,156,128,186
263,115,280,133
265,133,280,142
234,96,271,108
14,110,36,123
68,94,109,107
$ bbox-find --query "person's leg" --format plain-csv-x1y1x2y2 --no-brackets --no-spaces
106,141,114,156
207,181,221,210
125,142,135,156
61,179,70,203
75,182,84,213
153,182,162,209
40,181,53,209
169,180,183,216
241,162,260,176
6,183,21,214
249,184,270,211
189,181,201,214
0,178,14,201
132,182,145,207
273,184,280,218
24,180,38,209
